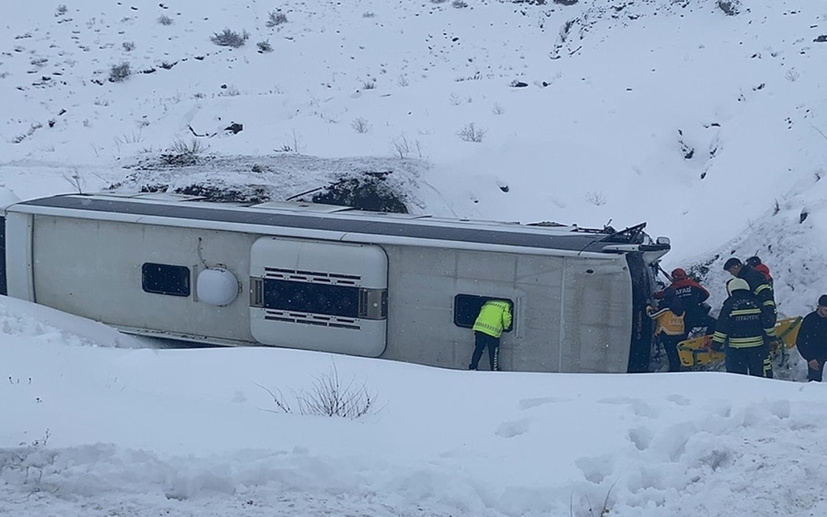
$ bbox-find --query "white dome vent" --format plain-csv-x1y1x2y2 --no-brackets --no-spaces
197,268,239,306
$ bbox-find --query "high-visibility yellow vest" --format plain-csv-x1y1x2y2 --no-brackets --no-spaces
473,300,512,338
648,307,685,336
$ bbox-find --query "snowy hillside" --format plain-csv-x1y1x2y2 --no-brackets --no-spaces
3,1,827,270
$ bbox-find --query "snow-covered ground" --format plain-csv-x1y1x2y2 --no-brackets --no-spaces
3,0,827,515
4,296,827,517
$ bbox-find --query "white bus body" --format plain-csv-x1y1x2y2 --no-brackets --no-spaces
0,192,670,373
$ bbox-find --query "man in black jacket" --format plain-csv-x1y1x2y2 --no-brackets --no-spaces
724,257,778,334
796,295,827,382
711,277,775,377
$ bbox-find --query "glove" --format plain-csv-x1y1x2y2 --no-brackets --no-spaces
709,339,723,352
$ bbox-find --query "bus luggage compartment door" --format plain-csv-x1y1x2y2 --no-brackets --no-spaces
249,237,388,357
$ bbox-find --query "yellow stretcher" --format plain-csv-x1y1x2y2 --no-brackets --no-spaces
677,316,803,368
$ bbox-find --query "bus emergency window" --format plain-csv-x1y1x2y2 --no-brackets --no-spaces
262,279,360,318
453,294,513,331
142,263,191,297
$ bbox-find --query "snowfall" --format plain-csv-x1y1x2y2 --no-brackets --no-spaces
2,0,827,515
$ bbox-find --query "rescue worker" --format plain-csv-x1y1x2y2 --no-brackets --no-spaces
469,299,512,371
655,268,715,336
746,255,773,285
795,295,827,382
710,277,774,378
647,292,685,372
724,257,778,337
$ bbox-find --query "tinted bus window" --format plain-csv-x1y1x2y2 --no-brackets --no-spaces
142,263,191,297
263,279,360,318
453,294,513,331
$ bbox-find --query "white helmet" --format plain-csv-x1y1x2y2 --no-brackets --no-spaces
726,277,750,296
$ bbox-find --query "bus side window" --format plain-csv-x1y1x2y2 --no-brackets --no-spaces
453,294,513,332
142,263,191,297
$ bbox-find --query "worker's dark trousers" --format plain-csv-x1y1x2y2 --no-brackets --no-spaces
659,334,683,372
470,331,500,371
808,361,825,382
725,344,772,378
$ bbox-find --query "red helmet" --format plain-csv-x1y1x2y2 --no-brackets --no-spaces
671,268,687,280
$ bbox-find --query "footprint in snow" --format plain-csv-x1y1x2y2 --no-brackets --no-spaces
495,418,530,438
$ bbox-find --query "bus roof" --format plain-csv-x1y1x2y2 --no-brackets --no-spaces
10,192,668,255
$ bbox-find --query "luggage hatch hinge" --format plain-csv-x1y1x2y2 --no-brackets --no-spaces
359,288,387,320
250,277,263,307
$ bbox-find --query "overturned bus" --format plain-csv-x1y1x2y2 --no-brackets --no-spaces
0,192,670,373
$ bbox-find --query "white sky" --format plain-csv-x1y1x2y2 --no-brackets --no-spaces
3,0,827,515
